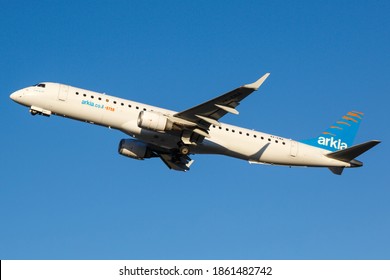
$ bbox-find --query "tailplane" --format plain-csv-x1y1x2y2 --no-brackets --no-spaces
328,166,345,175
326,140,381,163
300,111,364,151
326,140,381,175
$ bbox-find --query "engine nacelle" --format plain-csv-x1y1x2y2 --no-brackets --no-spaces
118,139,153,160
137,111,174,131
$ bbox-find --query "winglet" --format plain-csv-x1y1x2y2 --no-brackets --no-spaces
243,73,270,90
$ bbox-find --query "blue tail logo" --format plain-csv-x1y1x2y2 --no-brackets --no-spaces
300,111,363,151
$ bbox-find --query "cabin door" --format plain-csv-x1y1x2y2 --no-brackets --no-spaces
58,84,69,101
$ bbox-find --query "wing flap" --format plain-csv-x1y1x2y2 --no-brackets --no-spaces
159,153,194,171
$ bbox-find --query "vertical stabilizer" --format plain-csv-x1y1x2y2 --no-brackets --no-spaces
300,111,363,151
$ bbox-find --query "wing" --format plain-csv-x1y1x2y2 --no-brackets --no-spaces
158,153,194,171
173,73,270,142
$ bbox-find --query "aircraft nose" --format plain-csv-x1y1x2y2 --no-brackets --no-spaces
10,90,22,101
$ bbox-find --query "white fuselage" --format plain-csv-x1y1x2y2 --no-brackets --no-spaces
10,82,351,168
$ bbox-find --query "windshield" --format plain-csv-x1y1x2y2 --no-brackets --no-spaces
33,83,46,88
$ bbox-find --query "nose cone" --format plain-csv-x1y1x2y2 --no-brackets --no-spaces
10,90,22,102
10,91,17,101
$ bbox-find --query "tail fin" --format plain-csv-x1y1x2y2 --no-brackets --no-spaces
300,111,364,151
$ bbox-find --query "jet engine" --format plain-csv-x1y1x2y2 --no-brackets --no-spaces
118,139,154,160
137,111,175,132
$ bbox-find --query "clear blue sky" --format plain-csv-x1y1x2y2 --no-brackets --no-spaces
1,0,389,259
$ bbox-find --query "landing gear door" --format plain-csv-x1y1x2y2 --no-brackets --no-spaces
58,84,69,101
290,140,298,157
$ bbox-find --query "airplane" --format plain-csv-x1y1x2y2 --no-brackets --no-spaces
10,73,380,174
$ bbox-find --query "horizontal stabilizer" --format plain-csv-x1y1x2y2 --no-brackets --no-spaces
328,166,345,175
326,140,381,163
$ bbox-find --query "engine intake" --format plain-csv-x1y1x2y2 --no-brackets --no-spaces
137,111,175,132
118,139,154,160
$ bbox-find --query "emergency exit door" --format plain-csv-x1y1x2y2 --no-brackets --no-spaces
290,140,298,157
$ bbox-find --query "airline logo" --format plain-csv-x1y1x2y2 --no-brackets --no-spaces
318,136,347,150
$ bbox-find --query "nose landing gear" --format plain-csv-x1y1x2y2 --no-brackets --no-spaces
30,109,38,116
29,106,52,117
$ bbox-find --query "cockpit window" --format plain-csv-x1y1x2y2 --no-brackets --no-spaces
34,83,46,88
